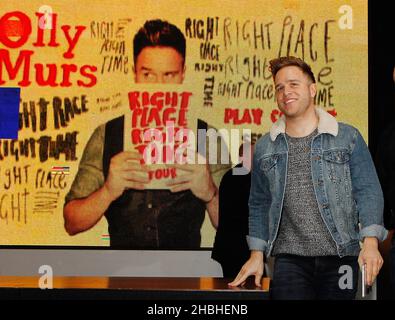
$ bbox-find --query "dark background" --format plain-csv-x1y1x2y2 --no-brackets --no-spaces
369,0,394,300
369,0,395,155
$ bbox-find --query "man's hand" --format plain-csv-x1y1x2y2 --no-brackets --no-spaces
165,155,216,202
358,237,384,286
104,151,150,201
228,251,265,287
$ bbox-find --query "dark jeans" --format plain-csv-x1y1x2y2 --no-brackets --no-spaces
271,254,359,300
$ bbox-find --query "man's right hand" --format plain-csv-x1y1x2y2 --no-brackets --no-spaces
228,250,265,287
103,151,150,201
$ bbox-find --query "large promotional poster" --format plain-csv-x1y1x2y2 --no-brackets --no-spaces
0,0,368,248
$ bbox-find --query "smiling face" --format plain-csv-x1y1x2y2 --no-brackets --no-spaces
274,66,317,119
134,46,185,84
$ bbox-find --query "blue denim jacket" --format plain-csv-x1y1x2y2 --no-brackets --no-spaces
247,108,388,257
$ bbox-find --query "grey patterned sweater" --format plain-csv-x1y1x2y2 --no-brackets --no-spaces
272,129,338,256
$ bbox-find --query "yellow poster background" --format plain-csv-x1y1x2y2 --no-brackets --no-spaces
0,0,368,247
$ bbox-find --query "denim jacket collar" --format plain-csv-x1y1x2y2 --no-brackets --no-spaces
269,107,339,141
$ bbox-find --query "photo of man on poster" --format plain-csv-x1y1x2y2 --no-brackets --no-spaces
63,19,229,249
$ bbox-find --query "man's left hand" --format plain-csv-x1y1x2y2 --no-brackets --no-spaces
358,237,384,286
